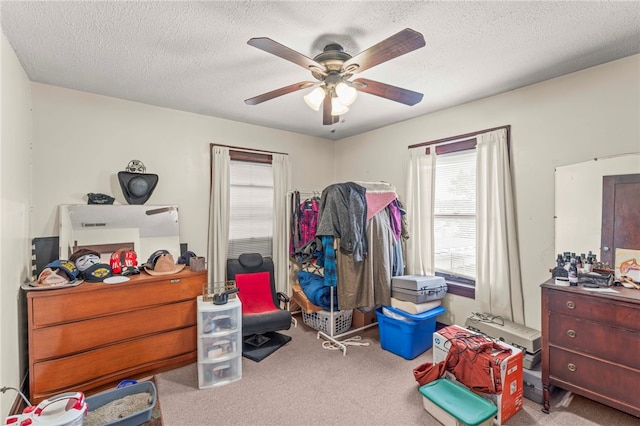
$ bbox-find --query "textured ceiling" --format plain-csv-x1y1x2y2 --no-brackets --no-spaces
2,1,639,141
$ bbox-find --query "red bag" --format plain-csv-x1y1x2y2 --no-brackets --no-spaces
413,336,510,394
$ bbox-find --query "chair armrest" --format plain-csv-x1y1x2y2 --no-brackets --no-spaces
277,292,290,308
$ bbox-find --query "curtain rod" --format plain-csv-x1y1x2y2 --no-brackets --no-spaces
210,143,287,156
287,189,321,195
407,125,510,149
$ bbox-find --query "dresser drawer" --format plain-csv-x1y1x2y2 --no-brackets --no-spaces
547,289,640,330
31,300,197,360
549,347,640,408
32,326,196,397
30,273,203,327
549,312,640,369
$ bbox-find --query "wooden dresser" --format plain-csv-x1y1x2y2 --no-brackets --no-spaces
26,268,206,403
540,280,640,418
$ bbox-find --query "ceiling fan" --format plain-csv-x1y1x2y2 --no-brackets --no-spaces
244,28,426,125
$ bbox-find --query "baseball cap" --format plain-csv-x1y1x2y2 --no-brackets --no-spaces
69,248,101,263
44,260,79,281
83,263,113,282
178,251,197,265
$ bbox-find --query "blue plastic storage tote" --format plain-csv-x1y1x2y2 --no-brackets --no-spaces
375,305,446,360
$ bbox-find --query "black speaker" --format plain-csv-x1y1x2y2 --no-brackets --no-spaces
117,171,158,205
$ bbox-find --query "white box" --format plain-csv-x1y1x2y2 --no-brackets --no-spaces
433,325,524,425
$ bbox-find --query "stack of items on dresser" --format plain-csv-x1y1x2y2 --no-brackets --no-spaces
376,275,447,359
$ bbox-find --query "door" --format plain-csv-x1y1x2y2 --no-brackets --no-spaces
601,173,640,266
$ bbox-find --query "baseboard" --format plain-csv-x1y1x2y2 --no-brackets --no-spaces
8,375,29,416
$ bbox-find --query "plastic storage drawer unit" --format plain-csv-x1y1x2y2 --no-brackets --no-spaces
375,305,446,360
419,379,497,426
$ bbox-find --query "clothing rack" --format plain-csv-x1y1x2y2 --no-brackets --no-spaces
290,185,401,355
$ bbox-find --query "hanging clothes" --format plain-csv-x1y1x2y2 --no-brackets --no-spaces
289,190,301,256
316,182,368,262
298,197,320,249
336,209,394,309
290,191,320,257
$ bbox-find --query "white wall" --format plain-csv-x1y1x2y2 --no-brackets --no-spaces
0,32,33,416
30,84,336,258
3,35,639,415
334,54,640,329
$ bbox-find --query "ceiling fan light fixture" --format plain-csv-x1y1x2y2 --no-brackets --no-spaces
331,97,349,116
335,82,357,106
304,86,325,111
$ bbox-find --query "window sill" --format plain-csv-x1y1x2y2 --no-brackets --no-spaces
445,280,475,299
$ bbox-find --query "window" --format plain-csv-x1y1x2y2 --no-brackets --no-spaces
433,149,476,285
410,126,511,299
227,157,273,258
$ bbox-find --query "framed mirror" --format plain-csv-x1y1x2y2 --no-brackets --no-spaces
59,204,181,264
554,153,640,261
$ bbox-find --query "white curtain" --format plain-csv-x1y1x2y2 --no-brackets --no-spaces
405,147,436,275
271,154,291,295
476,129,525,323
208,146,230,285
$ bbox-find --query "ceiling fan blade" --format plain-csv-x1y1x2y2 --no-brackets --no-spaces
248,37,326,73
244,81,316,105
343,28,425,74
323,92,339,125
353,78,423,106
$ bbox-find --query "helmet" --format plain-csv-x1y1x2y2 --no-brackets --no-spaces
110,249,139,275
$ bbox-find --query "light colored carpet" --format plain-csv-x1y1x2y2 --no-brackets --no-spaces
156,317,640,425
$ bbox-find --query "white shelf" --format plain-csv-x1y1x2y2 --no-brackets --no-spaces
197,295,242,389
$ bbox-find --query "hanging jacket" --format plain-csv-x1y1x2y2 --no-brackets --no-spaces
316,182,368,262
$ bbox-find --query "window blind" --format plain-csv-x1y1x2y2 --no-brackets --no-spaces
433,149,476,279
228,160,273,258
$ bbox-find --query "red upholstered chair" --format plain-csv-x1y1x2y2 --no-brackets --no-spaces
227,253,292,359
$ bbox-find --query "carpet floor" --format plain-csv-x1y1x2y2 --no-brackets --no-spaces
154,318,640,425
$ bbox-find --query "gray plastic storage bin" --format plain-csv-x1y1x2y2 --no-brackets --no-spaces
85,381,156,426
391,275,447,303
523,364,543,404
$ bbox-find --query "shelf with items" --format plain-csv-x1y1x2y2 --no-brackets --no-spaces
196,295,242,389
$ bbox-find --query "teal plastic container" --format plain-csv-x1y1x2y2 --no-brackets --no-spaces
375,305,446,359
419,379,497,426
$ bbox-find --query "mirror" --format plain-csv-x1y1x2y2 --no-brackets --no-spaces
554,153,640,259
59,204,181,264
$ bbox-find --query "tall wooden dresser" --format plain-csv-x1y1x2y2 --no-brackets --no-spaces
540,280,640,418
26,268,206,403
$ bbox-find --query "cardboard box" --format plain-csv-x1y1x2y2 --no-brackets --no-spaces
351,307,377,329
433,325,524,425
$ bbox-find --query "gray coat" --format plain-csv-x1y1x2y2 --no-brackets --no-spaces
316,182,368,262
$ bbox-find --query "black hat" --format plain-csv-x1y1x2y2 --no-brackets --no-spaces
117,171,158,205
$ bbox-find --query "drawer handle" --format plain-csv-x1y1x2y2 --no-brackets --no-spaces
567,329,576,338
170,278,181,283
568,363,577,372
566,301,575,309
